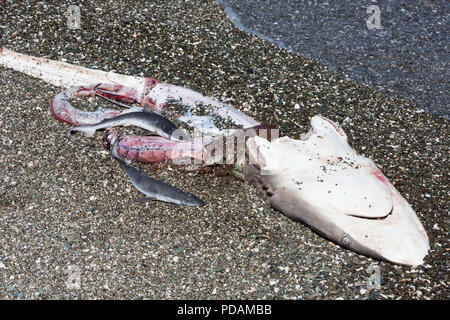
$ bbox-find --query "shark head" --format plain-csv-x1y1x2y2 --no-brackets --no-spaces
244,115,429,266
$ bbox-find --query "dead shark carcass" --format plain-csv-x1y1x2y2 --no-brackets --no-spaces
242,116,430,266
0,48,429,265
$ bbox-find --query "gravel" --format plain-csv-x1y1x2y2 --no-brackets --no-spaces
0,0,448,300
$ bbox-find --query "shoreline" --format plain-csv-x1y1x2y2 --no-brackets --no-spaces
217,0,449,119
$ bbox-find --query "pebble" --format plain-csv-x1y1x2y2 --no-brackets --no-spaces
173,245,185,254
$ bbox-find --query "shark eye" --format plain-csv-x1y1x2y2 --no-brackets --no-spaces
341,234,352,246
171,129,191,142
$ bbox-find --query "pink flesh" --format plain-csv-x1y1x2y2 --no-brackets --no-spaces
50,80,166,126
372,170,389,184
93,83,139,104
104,131,207,163
320,116,346,136
140,78,167,111
50,83,141,126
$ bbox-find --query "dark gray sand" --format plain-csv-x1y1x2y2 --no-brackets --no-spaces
218,0,449,118
0,0,448,299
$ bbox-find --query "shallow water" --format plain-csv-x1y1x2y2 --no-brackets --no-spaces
217,0,449,118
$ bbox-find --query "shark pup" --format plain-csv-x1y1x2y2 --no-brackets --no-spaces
110,135,204,206
69,111,188,141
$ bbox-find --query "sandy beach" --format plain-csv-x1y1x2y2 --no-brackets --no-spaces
0,0,448,299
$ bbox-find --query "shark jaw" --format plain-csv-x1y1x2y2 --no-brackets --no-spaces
244,115,429,266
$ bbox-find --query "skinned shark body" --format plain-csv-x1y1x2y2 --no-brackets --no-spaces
0,47,430,265
0,48,258,131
